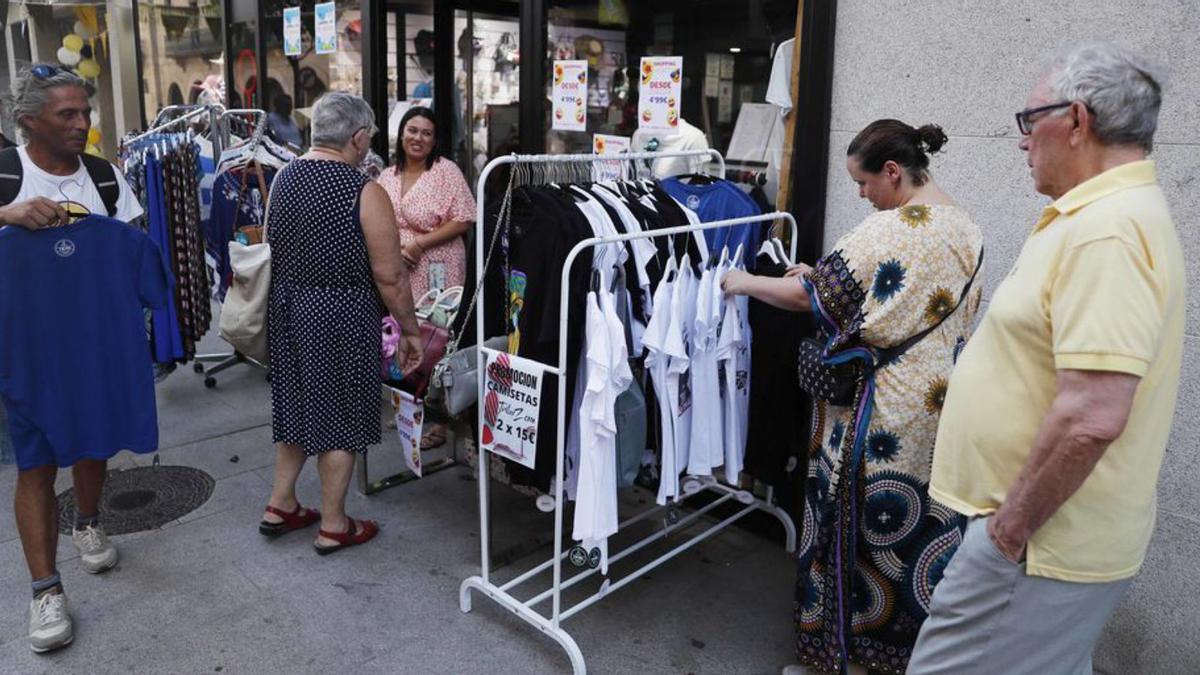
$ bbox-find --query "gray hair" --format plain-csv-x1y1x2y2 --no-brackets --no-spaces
1046,42,1166,152
9,66,91,138
310,92,376,149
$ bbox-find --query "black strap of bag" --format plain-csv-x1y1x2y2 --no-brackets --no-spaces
875,246,984,368
798,246,983,406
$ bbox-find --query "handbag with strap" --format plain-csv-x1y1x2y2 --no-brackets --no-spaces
424,169,517,416
218,163,272,363
797,247,984,406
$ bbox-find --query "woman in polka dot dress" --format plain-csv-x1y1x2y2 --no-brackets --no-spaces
259,93,422,555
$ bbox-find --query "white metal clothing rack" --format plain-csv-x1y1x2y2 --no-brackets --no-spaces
459,150,798,675
123,104,224,156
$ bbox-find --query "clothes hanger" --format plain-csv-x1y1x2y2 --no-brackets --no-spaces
758,238,782,264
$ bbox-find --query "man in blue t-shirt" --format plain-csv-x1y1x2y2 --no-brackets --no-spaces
0,65,146,654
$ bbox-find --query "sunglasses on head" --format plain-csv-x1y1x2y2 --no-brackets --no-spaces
30,64,65,80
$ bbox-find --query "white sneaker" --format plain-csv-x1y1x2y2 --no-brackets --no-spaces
29,591,73,653
72,524,119,573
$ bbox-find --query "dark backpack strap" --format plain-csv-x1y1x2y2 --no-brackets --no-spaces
0,147,22,207
876,246,985,367
79,153,120,218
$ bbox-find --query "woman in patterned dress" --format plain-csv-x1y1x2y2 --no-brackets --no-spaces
377,106,476,448
723,120,984,674
259,93,422,554
377,106,476,300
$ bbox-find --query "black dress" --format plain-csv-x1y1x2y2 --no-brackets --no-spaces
267,159,380,454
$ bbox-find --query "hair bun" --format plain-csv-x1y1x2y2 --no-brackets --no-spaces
916,124,948,154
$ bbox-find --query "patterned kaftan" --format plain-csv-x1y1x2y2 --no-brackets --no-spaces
795,204,984,674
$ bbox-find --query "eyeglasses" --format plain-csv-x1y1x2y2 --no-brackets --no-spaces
29,64,64,80
1014,101,1076,135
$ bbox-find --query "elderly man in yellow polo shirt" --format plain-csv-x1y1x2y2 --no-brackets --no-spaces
907,42,1185,675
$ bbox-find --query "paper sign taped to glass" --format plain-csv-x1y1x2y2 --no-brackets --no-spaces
480,348,546,470
388,387,424,478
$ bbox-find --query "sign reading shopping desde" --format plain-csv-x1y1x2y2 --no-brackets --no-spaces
314,2,337,55
637,56,683,134
283,7,302,56
552,60,589,132
389,387,424,478
480,348,546,470
593,134,631,181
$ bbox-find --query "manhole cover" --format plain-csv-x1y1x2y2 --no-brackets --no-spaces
56,465,215,535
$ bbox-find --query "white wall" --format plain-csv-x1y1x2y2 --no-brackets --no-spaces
823,3,1200,673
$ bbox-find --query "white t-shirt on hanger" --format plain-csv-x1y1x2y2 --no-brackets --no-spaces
687,262,726,476
666,255,696,476
717,246,752,485
643,258,678,504
573,289,613,548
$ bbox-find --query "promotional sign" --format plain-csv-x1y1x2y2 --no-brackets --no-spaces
480,348,546,470
637,56,682,134
389,388,425,478
593,133,630,181
314,2,337,55
552,60,588,132
283,7,302,57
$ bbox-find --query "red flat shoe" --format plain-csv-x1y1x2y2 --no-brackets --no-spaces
259,504,321,538
313,517,380,556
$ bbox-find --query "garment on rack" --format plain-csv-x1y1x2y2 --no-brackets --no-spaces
144,153,185,363
571,279,631,575
743,241,807,487
124,135,213,363
482,185,595,493
643,258,679,504
206,161,276,299
717,245,751,485
659,177,763,264
665,254,697,479
687,261,723,476
0,216,172,469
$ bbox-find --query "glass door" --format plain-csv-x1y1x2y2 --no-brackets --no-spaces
455,5,521,187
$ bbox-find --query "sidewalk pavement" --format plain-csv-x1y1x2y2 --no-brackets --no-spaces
0,330,795,674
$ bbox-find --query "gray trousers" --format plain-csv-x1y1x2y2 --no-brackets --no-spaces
907,517,1131,675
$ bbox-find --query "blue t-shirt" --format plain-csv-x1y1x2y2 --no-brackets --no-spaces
659,178,763,265
0,216,173,468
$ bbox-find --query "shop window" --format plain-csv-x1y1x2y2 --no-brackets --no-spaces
136,0,225,121
544,0,796,208
260,0,363,153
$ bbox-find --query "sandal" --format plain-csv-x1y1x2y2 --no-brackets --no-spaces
259,504,321,538
413,288,441,321
313,517,380,556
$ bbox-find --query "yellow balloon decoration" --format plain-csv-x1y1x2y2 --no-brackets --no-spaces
63,34,84,53
87,128,101,146
77,59,101,79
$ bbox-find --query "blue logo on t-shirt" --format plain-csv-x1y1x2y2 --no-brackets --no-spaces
686,194,701,210
54,239,76,258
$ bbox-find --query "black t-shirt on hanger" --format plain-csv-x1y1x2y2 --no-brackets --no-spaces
743,252,810,489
